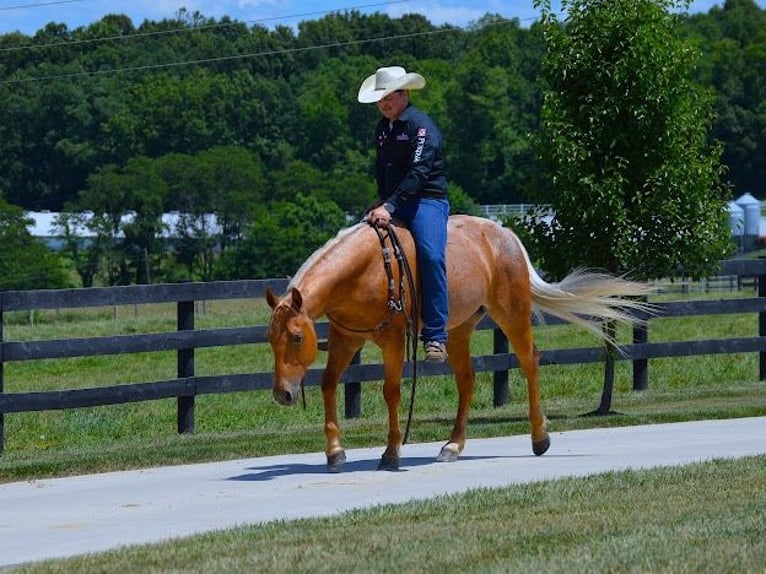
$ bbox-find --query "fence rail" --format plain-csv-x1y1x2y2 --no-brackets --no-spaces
1,259,765,453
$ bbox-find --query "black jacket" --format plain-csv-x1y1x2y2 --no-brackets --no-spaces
375,104,447,209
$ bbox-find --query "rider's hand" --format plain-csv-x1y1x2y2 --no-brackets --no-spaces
367,205,391,228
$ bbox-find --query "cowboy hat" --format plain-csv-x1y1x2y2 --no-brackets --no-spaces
357,66,426,104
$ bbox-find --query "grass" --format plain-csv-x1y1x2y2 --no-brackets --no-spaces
6,455,764,573
1,289,764,572
0,291,765,484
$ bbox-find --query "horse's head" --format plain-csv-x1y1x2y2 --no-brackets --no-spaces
265,286,318,406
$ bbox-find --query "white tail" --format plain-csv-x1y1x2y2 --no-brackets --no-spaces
520,243,656,346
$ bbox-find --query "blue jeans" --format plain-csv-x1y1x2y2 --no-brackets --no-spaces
393,198,450,344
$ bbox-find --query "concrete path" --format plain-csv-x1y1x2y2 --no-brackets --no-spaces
1,417,764,568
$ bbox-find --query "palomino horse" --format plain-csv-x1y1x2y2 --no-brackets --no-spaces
265,215,652,471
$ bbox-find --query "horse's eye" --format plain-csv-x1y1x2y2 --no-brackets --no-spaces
292,333,303,345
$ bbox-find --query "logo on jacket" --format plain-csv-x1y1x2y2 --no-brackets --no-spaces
414,127,427,162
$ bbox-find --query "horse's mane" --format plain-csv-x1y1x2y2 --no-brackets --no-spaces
287,223,365,290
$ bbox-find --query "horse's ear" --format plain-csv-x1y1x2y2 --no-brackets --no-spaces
290,287,303,311
265,287,279,310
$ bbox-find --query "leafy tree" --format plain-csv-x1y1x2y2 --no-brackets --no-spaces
691,0,766,195
159,146,265,280
444,17,544,204
529,0,732,281
53,212,101,288
326,151,378,217
216,194,347,279
269,155,376,218
293,58,368,170
0,201,68,290
1,5,763,291
448,182,482,216
74,157,167,284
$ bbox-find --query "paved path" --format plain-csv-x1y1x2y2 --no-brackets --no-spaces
1,417,764,568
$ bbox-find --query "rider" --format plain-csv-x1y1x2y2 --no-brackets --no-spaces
359,66,450,362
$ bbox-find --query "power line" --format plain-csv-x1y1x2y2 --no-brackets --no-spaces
0,12,529,85
0,25,477,84
0,0,84,11
0,0,413,53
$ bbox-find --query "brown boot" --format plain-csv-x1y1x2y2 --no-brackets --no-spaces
424,341,448,362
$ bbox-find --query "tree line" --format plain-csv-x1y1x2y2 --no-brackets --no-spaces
0,0,763,289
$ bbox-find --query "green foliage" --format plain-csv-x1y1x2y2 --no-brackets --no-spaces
215,194,348,279
0,201,68,290
686,0,766,194
0,5,764,286
444,19,545,203
529,0,733,280
447,181,482,216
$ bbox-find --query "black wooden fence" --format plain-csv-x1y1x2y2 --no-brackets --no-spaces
1,259,765,454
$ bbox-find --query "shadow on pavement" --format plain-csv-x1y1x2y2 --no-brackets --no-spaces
227,453,526,481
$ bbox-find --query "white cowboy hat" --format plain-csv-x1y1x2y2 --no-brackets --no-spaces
357,66,426,104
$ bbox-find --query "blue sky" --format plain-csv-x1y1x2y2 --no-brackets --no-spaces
2,0,764,36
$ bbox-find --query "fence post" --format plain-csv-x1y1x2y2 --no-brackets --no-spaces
493,327,509,407
632,299,649,391
344,350,362,418
0,293,4,455
177,299,195,434
759,263,766,381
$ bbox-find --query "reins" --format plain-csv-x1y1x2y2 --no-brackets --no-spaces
387,224,419,446
326,223,420,445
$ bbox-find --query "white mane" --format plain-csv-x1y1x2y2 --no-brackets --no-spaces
287,223,364,289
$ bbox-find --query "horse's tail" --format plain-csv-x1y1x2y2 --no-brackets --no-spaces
519,242,655,347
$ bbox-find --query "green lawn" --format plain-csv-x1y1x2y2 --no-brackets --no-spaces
1,290,765,482
1,290,764,572
6,455,764,574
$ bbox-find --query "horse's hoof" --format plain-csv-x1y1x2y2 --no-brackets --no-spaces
377,454,400,471
532,434,551,456
436,444,460,462
327,450,346,472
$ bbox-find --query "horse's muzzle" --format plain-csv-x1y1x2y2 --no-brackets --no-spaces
273,382,301,406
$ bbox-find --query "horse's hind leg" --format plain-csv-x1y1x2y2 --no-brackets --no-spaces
494,314,550,456
438,320,478,462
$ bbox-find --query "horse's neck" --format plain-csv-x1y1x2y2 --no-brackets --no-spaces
290,226,379,320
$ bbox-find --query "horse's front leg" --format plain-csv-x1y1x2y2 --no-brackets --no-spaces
378,332,406,471
322,328,364,472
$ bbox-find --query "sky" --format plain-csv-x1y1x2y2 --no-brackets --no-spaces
1,0,764,36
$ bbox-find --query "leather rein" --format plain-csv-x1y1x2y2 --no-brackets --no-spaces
326,223,421,445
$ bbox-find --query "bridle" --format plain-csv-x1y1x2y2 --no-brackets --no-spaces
327,222,421,444
268,302,309,409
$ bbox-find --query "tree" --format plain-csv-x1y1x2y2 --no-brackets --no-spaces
447,182,483,216
689,0,766,196
54,211,101,288
74,157,167,285
444,17,544,204
216,194,347,279
529,0,732,282
0,201,68,291
159,146,266,280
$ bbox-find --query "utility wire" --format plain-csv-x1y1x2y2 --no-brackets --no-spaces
0,0,84,11
0,0,412,53
0,12,528,85
0,25,478,84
